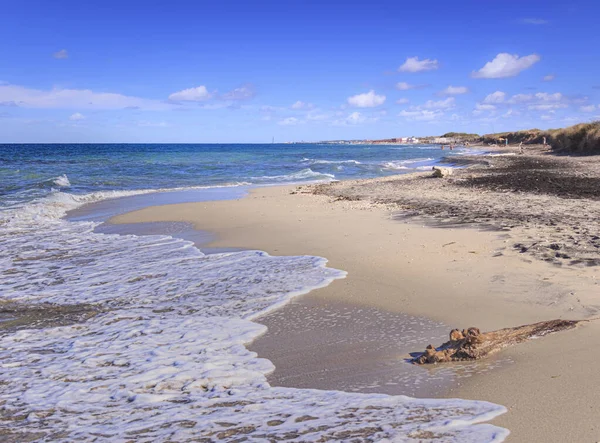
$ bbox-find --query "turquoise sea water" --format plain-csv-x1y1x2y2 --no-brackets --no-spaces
0,143,469,207
0,143,508,441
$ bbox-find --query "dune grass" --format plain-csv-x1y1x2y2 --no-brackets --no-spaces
482,121,600,154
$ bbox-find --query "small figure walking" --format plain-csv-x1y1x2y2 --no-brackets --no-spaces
543,136,547,147
519,142,524,154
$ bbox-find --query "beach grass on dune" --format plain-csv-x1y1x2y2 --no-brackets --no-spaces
482,121,600,154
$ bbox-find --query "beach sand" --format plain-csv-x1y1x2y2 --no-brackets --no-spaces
112,149,600,442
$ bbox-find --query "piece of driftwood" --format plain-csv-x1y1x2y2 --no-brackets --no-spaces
412,319,581,364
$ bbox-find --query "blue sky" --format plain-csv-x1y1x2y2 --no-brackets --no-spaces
1,0,599,143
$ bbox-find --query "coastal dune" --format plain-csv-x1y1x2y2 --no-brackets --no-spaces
112,149,600,442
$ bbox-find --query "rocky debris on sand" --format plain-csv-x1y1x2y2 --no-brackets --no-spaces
432,166,453,178
412,319,581,364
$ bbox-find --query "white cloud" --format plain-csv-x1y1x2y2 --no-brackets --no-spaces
535,92,563,101
528,103,568,111
396,82,417,91
399,109,443,121
441,85,468,95
526,93,568,110
396,98,409,104
543,74,555,82
580,104,597,112
69,112,85,121
520,18,549,25
291,100,315,110
540,114,555,121
473,102,497,116
221,84,255,101
472,53,541,79
53,49,68,59
483,91,506,103
346,111,366,124
0,83,172,110
476,103,497,111
278,117,301,126
398,57,439,73
347,90,386,108
422,97,455,110
509,93,534,103
168,86,212,102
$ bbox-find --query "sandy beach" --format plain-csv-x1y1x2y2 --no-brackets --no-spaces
112,147,600,442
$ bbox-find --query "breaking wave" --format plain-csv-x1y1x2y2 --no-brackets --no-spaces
252,168,335,182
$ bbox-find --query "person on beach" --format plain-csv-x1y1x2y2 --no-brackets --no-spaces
519,142,524,154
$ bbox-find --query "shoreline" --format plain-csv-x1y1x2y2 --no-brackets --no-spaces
111,147,600,441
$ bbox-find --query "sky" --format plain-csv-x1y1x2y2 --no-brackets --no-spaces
1,0,599,143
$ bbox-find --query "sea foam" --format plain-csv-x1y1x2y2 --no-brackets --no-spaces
0,189,509,441
252,168,335,182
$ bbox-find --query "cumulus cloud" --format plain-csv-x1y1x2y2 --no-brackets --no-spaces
53,49,68,59
473,102,497,116
520,18,549,25
440,85,468,95
169,86,212,102
346,111,366,124
483,91,506,103
543,74,555,82
522,92,567,110
502,109,519,118
221,84,255,101
509,93,534,103
580,104,597,112
535,92,563,102
291,100,315,110
398,57,439,73
347,90,386,108
396,98,409,104
529,103,568,111
396,82,417,91
472,53,541,79
421,97,455,110
69,112,85,121
0,83,172,110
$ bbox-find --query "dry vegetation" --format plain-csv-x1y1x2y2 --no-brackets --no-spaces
481,121,600,154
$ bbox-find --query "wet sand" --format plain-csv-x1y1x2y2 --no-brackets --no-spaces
111,148,600,442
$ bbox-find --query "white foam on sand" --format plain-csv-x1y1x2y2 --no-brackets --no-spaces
0,190,509,441
251,168,336,182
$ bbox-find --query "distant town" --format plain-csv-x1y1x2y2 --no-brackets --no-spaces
287,132,481,145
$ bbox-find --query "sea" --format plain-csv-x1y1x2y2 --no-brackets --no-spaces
0,143,508,441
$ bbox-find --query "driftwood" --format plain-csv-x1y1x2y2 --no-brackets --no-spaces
412,319,581,364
